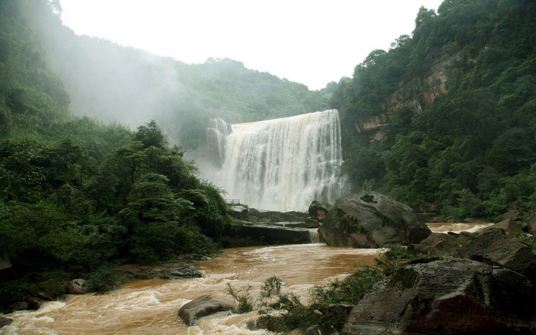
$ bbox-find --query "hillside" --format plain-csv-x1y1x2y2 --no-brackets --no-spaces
332,0,536,218
0,0,230,309
20,0,330,148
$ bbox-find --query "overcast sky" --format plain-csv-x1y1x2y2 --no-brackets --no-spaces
59,0,443,90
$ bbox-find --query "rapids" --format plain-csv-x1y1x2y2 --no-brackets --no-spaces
0,244,381,335
0,223,489,334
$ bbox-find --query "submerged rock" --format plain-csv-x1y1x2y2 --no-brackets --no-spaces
0,316,12,329
178,295,234,326
343,258,536,335
319,192,431,248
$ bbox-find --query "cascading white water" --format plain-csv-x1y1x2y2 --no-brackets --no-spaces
213,109,343,211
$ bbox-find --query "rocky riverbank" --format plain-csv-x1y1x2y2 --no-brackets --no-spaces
250,193,536,335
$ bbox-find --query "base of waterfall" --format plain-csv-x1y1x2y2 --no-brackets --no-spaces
223,206,320,246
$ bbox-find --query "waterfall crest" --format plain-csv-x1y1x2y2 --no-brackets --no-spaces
210,109,343,211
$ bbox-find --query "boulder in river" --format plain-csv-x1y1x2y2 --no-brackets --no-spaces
178,295,234,326
0,316,12,329
66,278,88,294
343,258,536,335
319,192,431,248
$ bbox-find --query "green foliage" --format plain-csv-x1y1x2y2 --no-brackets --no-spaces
226,283,253,314
333,0,536,218
87,266,123,293
0,0,231,303
260,276,282,298
312,267,383,305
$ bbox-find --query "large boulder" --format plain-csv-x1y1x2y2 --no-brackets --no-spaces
319,193,431,248
413,227,536,282
460,227,536,282
178,295,234,326
343,258,536,335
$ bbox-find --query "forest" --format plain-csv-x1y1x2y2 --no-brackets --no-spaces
333,0,536,218
0,0,233,307
1,0,536,312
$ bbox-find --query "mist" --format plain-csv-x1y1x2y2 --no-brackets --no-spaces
20,1,328,151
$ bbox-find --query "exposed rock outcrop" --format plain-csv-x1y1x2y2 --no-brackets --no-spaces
225,221,314,247
319,193,431,248
178,295,234,326
413,226,536,282
343,258,536,335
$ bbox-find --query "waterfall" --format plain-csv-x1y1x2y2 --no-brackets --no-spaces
209,109,343,211
206,118,232,165
309,229,320,243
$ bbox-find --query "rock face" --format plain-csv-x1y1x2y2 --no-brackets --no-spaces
319,193,431,248
343,258,536,335
66,278,87,294
308,201,329,222
178,295,234,326
413,226,536,282
227,222,314,246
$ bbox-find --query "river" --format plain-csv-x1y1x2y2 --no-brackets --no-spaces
0,222,491,335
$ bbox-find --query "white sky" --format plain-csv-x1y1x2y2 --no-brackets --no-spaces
59,0,443,90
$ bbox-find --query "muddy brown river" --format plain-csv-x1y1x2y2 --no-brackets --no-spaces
0,222,491,335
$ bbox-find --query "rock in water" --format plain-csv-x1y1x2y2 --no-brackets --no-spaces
66,278,87,294
343,258,536,335
178,295,234,326
319,192,431,247
0,316,12,329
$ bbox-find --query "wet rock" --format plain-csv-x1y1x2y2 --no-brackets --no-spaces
228,204,248,220
9,301,29,311
412,226,536,282
319,192,431,248
0,316,12,329
178,295,234,326
308,201,329,222
343,258,536,335
304,325,323,335
411,232,462,255
159,266,202,279
248,209,308,223
225,221,312,246
493,218,526,236
270,221,320,229
66,278,87,294
26,297,45,310
461,227,536,282
527,213,536,234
